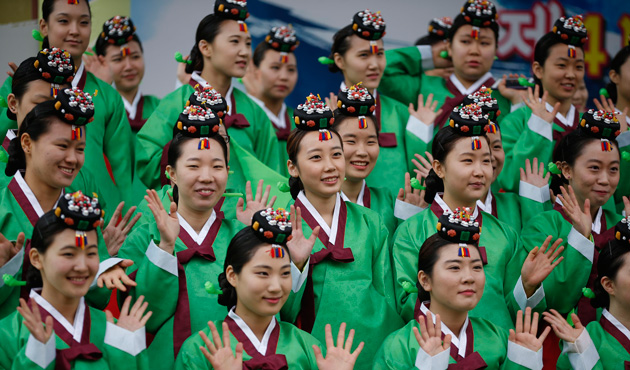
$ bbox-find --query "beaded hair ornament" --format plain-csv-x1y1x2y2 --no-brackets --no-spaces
214,0,249,32
175,105,222,150
251,208,292,257
54,191,104,248
336,82,376,129
448,103,490,150
351,9,386,54
578,109,621,152
34,48,75,97
266,25,299,64
99,16,137,57
551,15,588,58
436,207,481,257
294,94,335,141
462,86,500,133
458,0,498,40
53,87,95,140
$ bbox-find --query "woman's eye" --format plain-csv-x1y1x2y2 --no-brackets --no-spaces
57,144,68,149
462,159,473,163
282,271,291,277
610,167,619,173
358,53,368,58
187,165,198,169
333,151,343,157
256,272,268,277
448,266,460,271
483,159,491,163
589,166,599,171
81,21,90,26
344,140,355,145
76,147,85,153
309,155,321,160
271,66,280,70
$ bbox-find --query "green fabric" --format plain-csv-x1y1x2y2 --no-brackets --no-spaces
391,207,526,329
118,215,244,369
374,317,533,369
520,208,622,315
280,201,403,370
494,190,550,232
557,317,630,369
135,85,281,190
614,134,630,213
130,94,160,204
380,47,428,107
0,304,148,370
275,106,293,178
175,319,321,369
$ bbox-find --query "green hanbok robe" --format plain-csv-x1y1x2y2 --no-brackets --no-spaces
340,181,399,237
374,303,543,370
175,312,321,370
0,290,148,370
477,185,551,232
280,192,404,370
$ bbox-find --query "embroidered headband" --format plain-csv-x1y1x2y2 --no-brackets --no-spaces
186,84,229,123
53,87,95,140
351,9,386,54
214,0,249,32
266,25,299,63
175,105,222,150
54,191,104,248
34,48,76,97
458,0,498,40
578,109,620,151
448,103,490,150
551,15,588,58
251,207,292,246
436,207,481,256
336,82,376,130
293,93,335,141
98,16,137,57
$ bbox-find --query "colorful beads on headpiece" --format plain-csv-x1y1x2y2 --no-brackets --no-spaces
459,0,498,39
448,103,489,150
54,191,104,232
265,25,299,64
551,15,588,58
294,93,335,141
463,86,501,122
436,207,481,248
187,85,228,120
351,9,386,54
336,83,376,129
428,17,453,39
53,88,95,138
34,48,75,89
101,16,136,46
251,207,293,245
578,109,620,151
214,0,249,32
615,217,630,244
175,105,222,150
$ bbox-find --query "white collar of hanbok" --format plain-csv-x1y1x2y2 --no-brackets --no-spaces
248,94,287,129
228,307,276,355
434,193,479,219
297,191,341,244
449,72,493,96
475,191,493,215
30,289,86,343
71,63,85,89
340,180,367,207
545,102,576,127
176,210,217,245
603,309,630,342
121,90,143,120
13,171,64,217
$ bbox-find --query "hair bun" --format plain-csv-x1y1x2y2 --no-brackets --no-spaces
214,0,249,21
462,86,500,122
336,82,376,120
54,191,104,231
578,109,620,143
551,15,588,47
436,207,481,245
293,94,335,141
251,207,292,246
100,16,136,46
265,25,299,54
53,87,95,126
428,17,452,40
174,105,222,150
351,9,386,41
186,85,228,121
34,48,75,85
614,216,630,244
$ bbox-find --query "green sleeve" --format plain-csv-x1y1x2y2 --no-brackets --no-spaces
380,47,424,107
391,218,422,322
279,265,307,324
373,324,419,370
0,77,16,139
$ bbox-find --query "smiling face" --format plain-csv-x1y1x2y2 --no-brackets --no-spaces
533,43,585,103
434,136,493,205
228,245,292,318
288,131,345,199
168,138,228,214
30,228,99,300
335,116,379,182
562,140,620,209
334,35,385,91
487,130,504,183
104,41,145,95
202,20,252,79
256,49,298,101
39,0,91,60
23,119,85,189
419,243,485,313
447,25,496,84
8,80,69,126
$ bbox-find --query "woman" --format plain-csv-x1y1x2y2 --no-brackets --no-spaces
277,93,403,369
117,104,282,369
497,15,593,193
544,220,630,369
1,0,135,211
176,208,363,369
392,103,555,328
136,0,280,190
242,25,298,176
0,191,151,369
375,210,550,369
323,9,426,191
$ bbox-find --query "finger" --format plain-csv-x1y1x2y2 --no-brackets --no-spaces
44,316,53,337
15,232,25,250
593,97,604,111
551,102,561,118
97,276,104,289
208,321,223,349
509,329,515,342
106,310,114,323
515,310,523,333
325,323,334,348
222,321,232,349
344,328,355,352
255,180,264,202
200,330,218,354
337,322,346,348
443,334,451,349
351,341,365,359
418,316,429,343
539,326,551,343
235,342,243,362
267,195,277,208
571,313,584,330
120,273,138,287
520,167,526,181
312,344,323,361
539,235,552,254
119,206,136,228
292,205,301,231
525,158,532,175
417,94,424,109
434,314,442,338
524,308,532,334
113,278,127,291
261,184,271,206
123,213,142,235
397,188,405,201
107,201,125,229
236,197,244,213
405,172,412,195
531,312,539,335
413,326,424,347
120,296,132,317
129,295,145,317
245,181,253,202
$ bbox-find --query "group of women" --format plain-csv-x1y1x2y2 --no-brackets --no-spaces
0,0,629,368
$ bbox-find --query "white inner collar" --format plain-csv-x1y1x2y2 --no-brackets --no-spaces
248,94,287,129
297,191,341,243
475,191,493,215
449,72,493,96
122,90,142,120
13,171,64,217
71,63,85,89
190,71,234,116
6,129,16,141
545,102,576,127
420,302,469,358
434,193,479,219
30,289,86,343
602,309,630,342
176,210,217,245
228,307,276,355
340,180,367,207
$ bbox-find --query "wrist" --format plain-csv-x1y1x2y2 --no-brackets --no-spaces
158,241,175,254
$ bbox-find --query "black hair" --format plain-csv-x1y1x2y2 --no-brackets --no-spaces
415,35,441,46
550,130,620,196
591,240,630,309
217,227,291,308
326,25,355,74
252,41,272,67
604,46,630,104
41,0,92,49
94,34,144,57
331,109,379,136
26,211,71,289
448,14,499,44
424,126,490,203
6,57,40,121
186,14,228,74
532,33,585,96
416,233,481,302
285,128,343,199
5,100,60,176
167,133,229,204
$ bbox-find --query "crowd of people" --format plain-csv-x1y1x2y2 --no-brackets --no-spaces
0,0,629,368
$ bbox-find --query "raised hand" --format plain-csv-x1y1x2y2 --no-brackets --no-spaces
17,298,54,343
82,48,113,84
521,235,564,296
409,93,442,125
509,308,550,352
0,232,24,267
313,323,364,370
497,73,526,105
109,295,152,332
596,95,630,132
199,321,243,370
102,201,142,257
520,158,550,188
286,205,320,271
236,180,276,225
176,54,192,86
557,185,592,239
324,92,339,113
414,313,451,356
6,61,18,78
96,259,137,292
623,196,630,219
397,172,429,209
412,152,434,180
542,309,584,343
523,85,560,124
145,189,180,254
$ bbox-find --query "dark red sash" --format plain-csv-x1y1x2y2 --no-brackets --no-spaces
8,177,42,226
552,203,613,324
2,130,14,151
273,110,291,141
224,316,288,370
171,212,224,357
490,193,498,219
600,314,630,356
76,68,87,91
551,111,579,148
416,305,487,369
225,93,250,129
126,96,147,132
294,198,353,332
435,77,495,128
19,240,33,301
363,185,372,209
30,299,103,370
374,95,398,148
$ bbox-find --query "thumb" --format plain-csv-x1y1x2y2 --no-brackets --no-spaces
312,344,324,361
15,232,25,251
397,188,404,200
443,333,452,349
169,202,178,217
551,102,561,117
583,198,591,216
309,226,321,241
236,197,244,211
120,259,134,268
235,342,244,362
571,313,584,329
